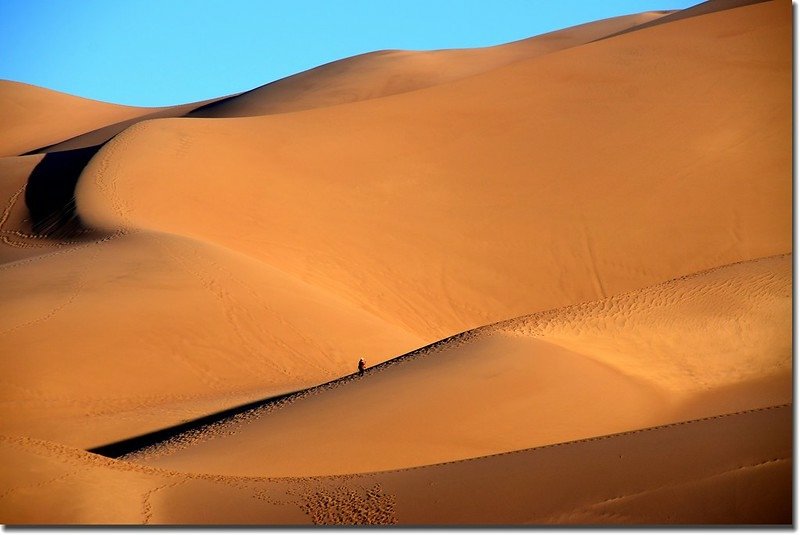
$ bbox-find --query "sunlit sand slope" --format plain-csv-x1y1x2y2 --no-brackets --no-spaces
130,255,790,477
0,12,673,157
0,404,790,524
0,81,155,157
77,0,791,344
188,12,670,118
0,231,422,448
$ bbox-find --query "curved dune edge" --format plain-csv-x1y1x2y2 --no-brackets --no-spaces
4,0,769,157
0,404,791,524
186,11,671,119
0,10,680,263
0,10,671,158
0,81,156,157
5,0,762,157
123,254,790,477
0,230,424,448
76,0,790,343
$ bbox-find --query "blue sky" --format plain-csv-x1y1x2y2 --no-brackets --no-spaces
1,0,697,107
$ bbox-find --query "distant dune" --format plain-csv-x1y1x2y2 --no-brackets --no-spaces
0,0,791,525
0,81,155,157
187,11,672,118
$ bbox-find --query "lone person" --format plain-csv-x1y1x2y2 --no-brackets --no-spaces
358,358,366,376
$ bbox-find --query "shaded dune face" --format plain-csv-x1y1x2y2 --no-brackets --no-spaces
24,145,103,237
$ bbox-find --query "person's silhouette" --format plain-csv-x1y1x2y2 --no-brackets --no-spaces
358,358,366,376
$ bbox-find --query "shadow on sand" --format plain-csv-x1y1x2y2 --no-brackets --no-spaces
24,144,103,238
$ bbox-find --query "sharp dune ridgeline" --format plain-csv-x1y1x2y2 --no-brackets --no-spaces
0,0,792,525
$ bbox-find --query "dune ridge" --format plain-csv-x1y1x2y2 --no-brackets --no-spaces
0,9,684,266
76,0,790,342
0,81,156,157
0,10,672,158
120,253,790,477
187,11,672,119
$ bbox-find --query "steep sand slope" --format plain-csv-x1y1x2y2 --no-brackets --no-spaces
0,81,155,157
131,255,790,477
0,404,790,524
78,0,791,343
188,11,670,118
0,230,422,448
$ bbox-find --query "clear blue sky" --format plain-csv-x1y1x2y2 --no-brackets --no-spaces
0,0,697,107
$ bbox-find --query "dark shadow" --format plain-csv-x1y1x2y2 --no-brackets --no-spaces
86,391,297,458
24,144,103,238
87,330,475,459
184,92,245,117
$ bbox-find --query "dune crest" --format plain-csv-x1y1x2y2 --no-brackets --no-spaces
0,230,423,447
77,0,790,343
188,11,671,118
126,254,791,477
0,11,673,157
0,81,155,157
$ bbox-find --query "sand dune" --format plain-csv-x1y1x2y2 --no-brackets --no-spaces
0,12,681,266
0,0,791,526
77,0,790,343
0,404,790,524
126,254,790,477
187,11,671,118
0,230,422,447
0,12,672,159
38,98,227,154
0,81,157,157
599,0,773,40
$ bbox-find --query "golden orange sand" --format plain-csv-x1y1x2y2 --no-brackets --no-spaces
0,81,155,157
131,255,791,477
0,0,792,525
0,404,790,524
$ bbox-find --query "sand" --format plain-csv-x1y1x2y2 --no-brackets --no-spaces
187,11,673,118
0,0,792,525
77,0,790,342
0,404,790,524
128,254,791,477
0,81,155,157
